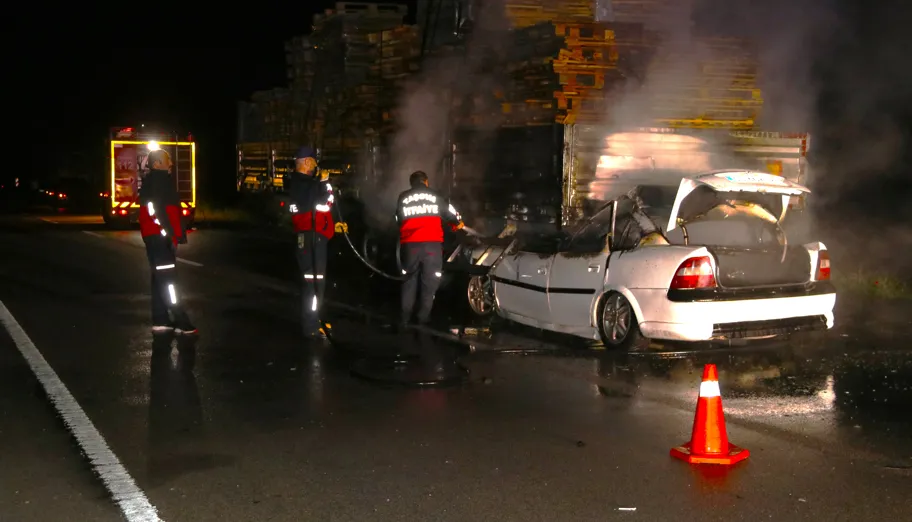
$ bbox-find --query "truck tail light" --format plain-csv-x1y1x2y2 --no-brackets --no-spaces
670,256,717,290
816,250,831,281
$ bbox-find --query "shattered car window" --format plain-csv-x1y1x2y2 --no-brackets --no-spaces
567,202,614,250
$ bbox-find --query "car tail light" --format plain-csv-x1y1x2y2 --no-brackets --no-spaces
816,250,831,281
670,256,717,289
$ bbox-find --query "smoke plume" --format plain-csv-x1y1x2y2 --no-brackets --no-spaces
365,0,512,225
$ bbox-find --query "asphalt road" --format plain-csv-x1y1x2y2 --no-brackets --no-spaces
1,214,910,522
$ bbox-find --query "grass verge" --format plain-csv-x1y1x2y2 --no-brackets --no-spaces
834,268,912,300
194,202,258,224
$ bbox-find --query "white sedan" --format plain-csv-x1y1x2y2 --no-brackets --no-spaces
456,170,836,350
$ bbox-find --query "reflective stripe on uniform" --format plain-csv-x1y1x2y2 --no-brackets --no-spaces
155,264,175,270
303,274,324,279
434,271,442,278
167,284,178,304
311,296,318,311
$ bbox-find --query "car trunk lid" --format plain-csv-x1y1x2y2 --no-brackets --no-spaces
666,171,814,289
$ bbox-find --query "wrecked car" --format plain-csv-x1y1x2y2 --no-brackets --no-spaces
451,170,835,350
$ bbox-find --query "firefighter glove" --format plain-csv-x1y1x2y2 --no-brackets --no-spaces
451,221,465,232
334,221,348,234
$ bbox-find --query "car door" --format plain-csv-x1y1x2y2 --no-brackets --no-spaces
548,202,614,327
513,251,553,321
490,242,552,323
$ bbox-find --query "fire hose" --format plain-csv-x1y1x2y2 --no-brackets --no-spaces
297,184,482,342
329,187,481,282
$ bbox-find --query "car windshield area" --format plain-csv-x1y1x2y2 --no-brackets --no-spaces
626,185,678,229
570,184,679,249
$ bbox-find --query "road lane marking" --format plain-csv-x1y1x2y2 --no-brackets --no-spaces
41,216,105,225
79,231,205,268
176,257,203,267
0,300,163,522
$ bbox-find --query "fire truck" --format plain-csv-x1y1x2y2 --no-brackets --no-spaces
104,126,197,228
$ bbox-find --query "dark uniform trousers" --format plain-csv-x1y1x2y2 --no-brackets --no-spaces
400,241,443,324
295,231,328,334
144,236,192,327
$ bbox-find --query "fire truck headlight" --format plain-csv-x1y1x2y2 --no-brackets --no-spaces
148,141,161,151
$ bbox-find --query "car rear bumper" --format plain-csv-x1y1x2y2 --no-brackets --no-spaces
634,289,836,342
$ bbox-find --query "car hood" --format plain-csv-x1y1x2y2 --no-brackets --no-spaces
666,170,810,232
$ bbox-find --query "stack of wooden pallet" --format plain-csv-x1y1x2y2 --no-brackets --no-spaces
457,20,650,128
609,0,695,31
628,34,762,129
505,0,594,28
249,88,293,143
318,24,423,162
456,17,760,130
282,2,413,153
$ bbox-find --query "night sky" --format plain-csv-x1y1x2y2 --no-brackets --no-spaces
10,0,912,218
12,1,356,202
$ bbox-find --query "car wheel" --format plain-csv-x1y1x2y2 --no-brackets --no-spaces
467,275,496,316
597,292,648,351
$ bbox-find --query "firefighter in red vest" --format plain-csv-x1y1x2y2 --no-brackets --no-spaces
287,146,346,338
138,149,197,335
396,171,464,328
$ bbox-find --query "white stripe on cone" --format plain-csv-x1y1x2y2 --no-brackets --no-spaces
699,380,721,398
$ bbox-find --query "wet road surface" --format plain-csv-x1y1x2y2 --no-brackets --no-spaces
1,215,911,521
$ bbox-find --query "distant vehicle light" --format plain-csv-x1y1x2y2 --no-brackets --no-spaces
148,141,161,151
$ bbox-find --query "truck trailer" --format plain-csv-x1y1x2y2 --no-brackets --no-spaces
105,126,197,228
449,124,811,232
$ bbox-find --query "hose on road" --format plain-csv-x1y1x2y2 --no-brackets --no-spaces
331,188,481,282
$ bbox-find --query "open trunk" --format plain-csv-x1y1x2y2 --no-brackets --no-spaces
666,170,815,289
710,246,811,288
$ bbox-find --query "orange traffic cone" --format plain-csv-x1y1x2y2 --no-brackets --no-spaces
670,364,749,465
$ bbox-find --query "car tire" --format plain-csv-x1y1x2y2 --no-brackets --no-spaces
597,291,649,352
467,275,496,316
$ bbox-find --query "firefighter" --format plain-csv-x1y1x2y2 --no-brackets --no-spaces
138,149,197,334
396,170,464,328
287,146,347,338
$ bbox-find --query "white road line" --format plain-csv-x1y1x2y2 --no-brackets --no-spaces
0,300,163,522
79,231,204,268
176,257,203,267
